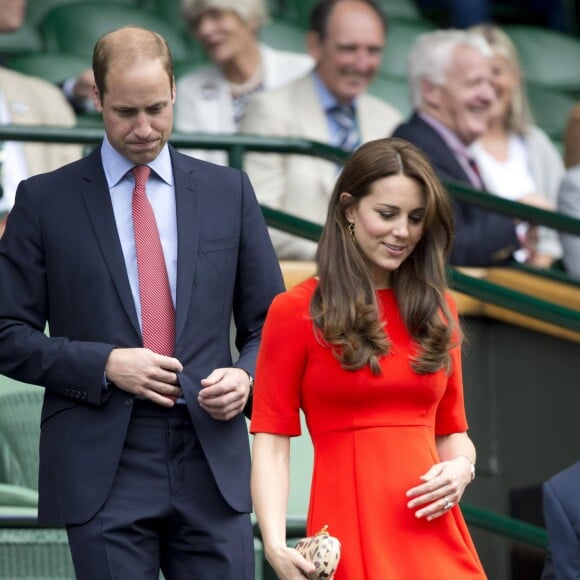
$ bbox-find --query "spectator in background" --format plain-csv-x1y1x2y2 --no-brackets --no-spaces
558,103,580,278
0,0,83,237
174,0,313,165
393,29,524,266
240,0,402,260
541,460,580,580
468,24,564,269
60,68,96,115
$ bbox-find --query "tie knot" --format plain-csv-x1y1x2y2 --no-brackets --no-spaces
132,165,151,188
329,104,356,126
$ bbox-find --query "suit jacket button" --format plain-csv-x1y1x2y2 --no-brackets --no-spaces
64,388,70,396
125,399,133,407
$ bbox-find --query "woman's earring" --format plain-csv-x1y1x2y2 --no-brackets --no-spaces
347,222,356,243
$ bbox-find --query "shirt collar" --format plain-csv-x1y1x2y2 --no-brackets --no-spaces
418,111,473,162
312,71,358,113
100,135,174,188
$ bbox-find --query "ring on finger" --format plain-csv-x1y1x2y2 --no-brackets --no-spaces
443,498,453,511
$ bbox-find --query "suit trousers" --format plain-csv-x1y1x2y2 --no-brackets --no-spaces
66,400,254,580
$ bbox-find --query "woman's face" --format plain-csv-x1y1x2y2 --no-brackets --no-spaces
192,9,257,66
344,173,426,289
489,52,519,122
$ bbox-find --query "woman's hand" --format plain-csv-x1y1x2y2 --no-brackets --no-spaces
265,544,316,579
405,456,473,521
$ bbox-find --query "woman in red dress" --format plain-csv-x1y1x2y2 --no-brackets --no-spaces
250,137,487,579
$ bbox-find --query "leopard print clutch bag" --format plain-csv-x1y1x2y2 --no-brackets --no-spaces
295,525,341,579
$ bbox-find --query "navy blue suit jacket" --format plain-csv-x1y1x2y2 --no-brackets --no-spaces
393,113,519,266
0,145,285,525
542,460,580,580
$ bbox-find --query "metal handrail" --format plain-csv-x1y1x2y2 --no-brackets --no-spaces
2,125,580,235
264,501,550,550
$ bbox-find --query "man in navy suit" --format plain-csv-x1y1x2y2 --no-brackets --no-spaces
541,460,580,580
393,29,521,266
0,26,284,579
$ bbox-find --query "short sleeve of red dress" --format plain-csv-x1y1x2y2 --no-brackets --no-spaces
434,293,468,435
250,280,315,436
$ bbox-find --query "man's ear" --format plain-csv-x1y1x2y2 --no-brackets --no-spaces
306,30,322,61
421,77,441,110
92,84,103,113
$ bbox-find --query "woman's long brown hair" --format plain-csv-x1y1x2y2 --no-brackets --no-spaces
311,137,458,374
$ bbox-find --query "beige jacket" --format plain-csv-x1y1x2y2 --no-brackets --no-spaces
0,67,83,211
240,73,402,259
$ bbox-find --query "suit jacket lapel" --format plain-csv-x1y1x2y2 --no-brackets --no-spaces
412,113,471,184
171,148,201,349
79,149,141,339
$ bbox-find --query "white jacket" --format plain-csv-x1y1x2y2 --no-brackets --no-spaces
174,44,313,165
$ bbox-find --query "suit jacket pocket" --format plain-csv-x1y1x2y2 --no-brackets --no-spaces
199,236,239,254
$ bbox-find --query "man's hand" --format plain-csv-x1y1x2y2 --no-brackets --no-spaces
198,368,251,421
105,348,183,407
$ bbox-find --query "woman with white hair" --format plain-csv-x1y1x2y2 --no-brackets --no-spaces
468,24,564,269
175,0,313,165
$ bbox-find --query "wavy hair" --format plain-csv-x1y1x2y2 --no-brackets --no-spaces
311,137,459,374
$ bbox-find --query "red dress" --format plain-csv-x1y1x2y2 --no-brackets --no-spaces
250,278,487,579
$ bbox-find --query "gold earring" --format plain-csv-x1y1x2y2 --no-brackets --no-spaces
347,222,356,243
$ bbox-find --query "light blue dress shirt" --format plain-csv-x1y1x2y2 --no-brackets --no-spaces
312,72,359,149
100,136,178,328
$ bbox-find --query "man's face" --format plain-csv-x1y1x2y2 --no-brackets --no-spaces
0,0,26,33
93,58,175,165
307,0,384,104
425,45,495,145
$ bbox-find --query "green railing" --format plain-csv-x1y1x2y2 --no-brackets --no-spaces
270,503,550,550
0,124,575,551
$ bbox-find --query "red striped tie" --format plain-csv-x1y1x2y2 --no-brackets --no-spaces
131,165,175,358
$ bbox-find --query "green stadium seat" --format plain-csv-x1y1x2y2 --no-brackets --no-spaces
0,527,75,579
0,21,42,56
6,52,90,84
368,73,412,119
25,0,138,27
38,2,197,63
505,25,580,95
141,0,207,63
0,387,43,491
526,83,577,142
381,17,435,78
259,19,306,54
267,0,314,28
378,0,424,20
268,0,425,30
